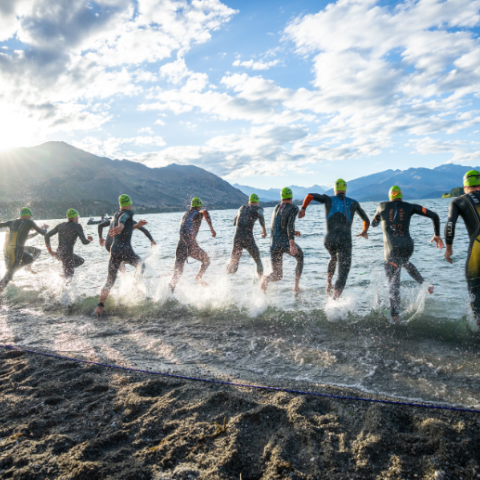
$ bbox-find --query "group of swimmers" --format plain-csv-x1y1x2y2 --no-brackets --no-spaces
1,169,480,325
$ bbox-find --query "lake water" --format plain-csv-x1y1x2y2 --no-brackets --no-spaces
1,198,479,408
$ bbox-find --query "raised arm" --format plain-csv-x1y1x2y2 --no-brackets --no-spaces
299,193,330,218
31,221,47,236
413,205,441,236
0,221,11,228
202,210,216,237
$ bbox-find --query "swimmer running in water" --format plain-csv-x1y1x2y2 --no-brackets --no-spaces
169,197,216,292
261,188,303,294
0,207,48,294
95,195,147,315
227,193,267,279
444,170,480,327
45,209,93,281
98,215,156,274
299,178,370,299
372,186,443,322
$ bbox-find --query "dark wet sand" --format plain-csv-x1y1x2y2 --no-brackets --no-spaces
1,349,480,480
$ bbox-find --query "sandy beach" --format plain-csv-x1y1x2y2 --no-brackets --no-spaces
1,348,479,480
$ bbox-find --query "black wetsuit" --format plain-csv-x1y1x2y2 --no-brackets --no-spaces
45,221,91,279
88,218,107,225
0,219,47,292
170,209,212,288
372,200,440,317
227,205,265,277
98,219,154,253
302,193,370,294
266,203,303,284
103,210,143,291
445,191,480,319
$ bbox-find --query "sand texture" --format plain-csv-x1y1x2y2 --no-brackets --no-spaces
1,349,480,480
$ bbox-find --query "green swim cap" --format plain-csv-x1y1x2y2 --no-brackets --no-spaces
463,170,480,187
334,178,347,192
119,194,132,206
389,185,403,200
191,197,203,208
19,207,32,217
281,187,293,199
67,208,79,219
249,193,260,203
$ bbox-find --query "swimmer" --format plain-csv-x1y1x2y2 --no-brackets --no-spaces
299,178,370,299
227,193,267,279
45,209,93,281
445,170,480,328
372,186,443,322
169,197,216,291
95,195,147,315
261,188,303,294
0,208,48,294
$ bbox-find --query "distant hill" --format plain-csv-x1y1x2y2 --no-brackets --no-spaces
233,184,327,202
0,142,247,218
322,164,475,201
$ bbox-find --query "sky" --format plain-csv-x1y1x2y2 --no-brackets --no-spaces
0,0,479,189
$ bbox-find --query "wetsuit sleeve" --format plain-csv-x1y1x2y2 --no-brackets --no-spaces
118,210,133,224
45,225,59,248
413,204,441,236
301,193,329,209
355,203,370,231
233,210,239,226
445,199,460,245
77,224,91,245
137,226,154,242
97,219,111,239
258,208,266,229
371,207,382,228
31,221,47,236
0,221,11,228
287,207,298,241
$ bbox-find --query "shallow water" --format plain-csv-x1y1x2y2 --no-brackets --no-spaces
1,198,479,408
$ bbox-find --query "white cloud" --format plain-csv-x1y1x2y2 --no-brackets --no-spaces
232,59,280,70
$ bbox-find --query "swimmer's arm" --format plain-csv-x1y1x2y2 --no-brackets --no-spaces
413,204,441,236
45,225,59,249
0,221,11,228
371,207,382,228
287,207,298,241
77,225,92,245
98,220,110,239
445,200,460,263
137,226,155,243
202,210,216,237
299,193,329,218
355,204,370,238
233,212,238,227
258,209,267,237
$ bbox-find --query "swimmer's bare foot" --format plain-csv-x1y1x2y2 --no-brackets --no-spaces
293,285,302,294
333,289,341,300
326,282,333,293
392,316,399,323
427,285,434,294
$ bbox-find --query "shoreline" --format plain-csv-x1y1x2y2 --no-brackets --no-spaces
1,349,479,479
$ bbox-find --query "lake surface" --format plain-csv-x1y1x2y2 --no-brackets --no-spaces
1,198,479,408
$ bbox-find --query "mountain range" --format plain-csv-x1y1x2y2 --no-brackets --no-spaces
233,184,327,202
0,142,247,218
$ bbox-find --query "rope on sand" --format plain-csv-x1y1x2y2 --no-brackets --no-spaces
2,343,480,415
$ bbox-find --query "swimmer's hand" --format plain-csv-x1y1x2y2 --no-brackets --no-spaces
445,245,453,264
294,231,301,237
298,209,306,219
261,230,267,238
99,238,105,247
356,230,369,239
211,229,217,238
87,236,93,242
109,223,124,236
151,240,157,247
47,248,56,258
431,235,444,249
41,224,49,230
137,219,148,228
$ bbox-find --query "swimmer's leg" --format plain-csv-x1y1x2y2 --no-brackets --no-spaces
289,243,303,293
325,241,337,294
96,255,121,315
333,243,352,299
169,243,188,291
245,241,264,279
385,260,401,322
0,270,14,295
226,243,242,275
189,244,210,285
403,260,433,293
261,247,283,293
467,277,480,328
